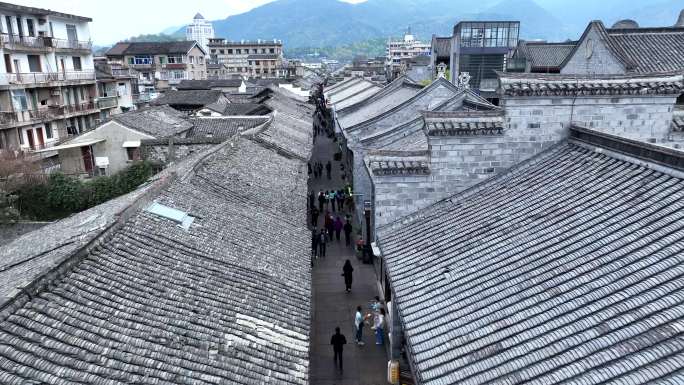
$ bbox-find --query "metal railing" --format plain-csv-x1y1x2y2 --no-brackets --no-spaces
97,96,118,109
0,106,65,125
52,38,92,50
0,71,96,85
63,101,96,115
111,68,137,77
0,34,91,50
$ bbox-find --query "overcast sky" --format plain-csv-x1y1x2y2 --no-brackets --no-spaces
21,0,366,45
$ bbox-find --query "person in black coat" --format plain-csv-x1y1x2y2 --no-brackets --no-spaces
342,259,354,292
330,327,347,371
343,220,353,246
326,161,332,180
311,228,319,259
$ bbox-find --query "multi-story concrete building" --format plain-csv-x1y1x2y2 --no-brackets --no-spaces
385,28,430,81
207,38,284,79
105,41,207,92
0,2,105,157
185,13,213,53
94,58,137,117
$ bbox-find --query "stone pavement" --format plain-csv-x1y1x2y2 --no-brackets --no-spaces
308,131,388,385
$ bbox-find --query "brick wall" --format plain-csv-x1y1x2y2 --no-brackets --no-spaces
503,95,677,143
561,24,626,75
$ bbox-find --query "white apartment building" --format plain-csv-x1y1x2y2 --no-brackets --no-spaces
0,2,106,167
207,38,285,79
185,13,213,53
385,28,430,80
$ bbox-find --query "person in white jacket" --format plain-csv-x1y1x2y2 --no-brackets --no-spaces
373,308,386,345
354,306,365,345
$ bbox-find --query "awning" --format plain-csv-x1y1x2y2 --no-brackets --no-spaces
34,138,105,153
122,140,141,148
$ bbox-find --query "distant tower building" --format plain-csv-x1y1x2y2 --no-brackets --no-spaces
186,13,214,52
385,26,431,81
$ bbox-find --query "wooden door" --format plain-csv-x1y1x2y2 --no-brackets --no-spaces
25,128,34,149
81,146,93,174
35,126,44,149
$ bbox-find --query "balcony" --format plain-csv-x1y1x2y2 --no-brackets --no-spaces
63,101,97,116
0,34,91,51
163,63,187,70
0,71,96,87
111,68,137,78
97,96,118,109
52,38,92,51
0,106,65,127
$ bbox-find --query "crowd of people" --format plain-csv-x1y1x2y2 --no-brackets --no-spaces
308,114,388,375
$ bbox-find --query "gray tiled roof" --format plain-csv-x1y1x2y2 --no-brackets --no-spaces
151,90,225,107
106,41,199,56
336,77,424,129
189,116,269,138
113,105,193,138
222,103,272,116
177,79,244,90
516,41,576,70
607,27,684,73
378,141,684,385
0,136,312,384
498,71,684,97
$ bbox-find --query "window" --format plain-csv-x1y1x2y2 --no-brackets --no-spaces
45,122,53,139
15,16,23,37
199,56,204,64
172,70,184,79
11,90,28,111
227,49,232,54
167,56,183,64
72,56,82,71
269,48,275,54
27,55,41,72
189,56,194,64
4,54,11,73
26,19,34,37
236,49,241,54
261,48,266,54
159,56,166,64
133,55,153,65
79,87,85,101
66,24,78,42
126,147,141,161
220,49,225,54
252,48,257,54
210,49,216,54
5,16,12,35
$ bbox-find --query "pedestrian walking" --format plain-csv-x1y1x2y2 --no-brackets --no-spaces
326,217,335,242
308,191,315,210
311,228,319,259
326,161,332,180
344,220,353,246
319,229,327,257
330,190,336,212
311,206,319,227
330,327,347,371
373,308,386,345
334,216,343,242
355,306,365,345
337,189,345,212
318,191,325,212
342,259,353,292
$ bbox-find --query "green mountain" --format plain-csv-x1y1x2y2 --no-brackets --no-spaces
162,0,680,57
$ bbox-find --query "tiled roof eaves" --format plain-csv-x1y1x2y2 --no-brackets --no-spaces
377,140,684,385
345,79,462,133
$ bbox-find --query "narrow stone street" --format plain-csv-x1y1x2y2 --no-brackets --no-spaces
308,131,388,385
